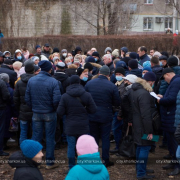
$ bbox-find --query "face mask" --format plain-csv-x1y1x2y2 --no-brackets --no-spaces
160,62,163,67
95,58,98,62
152,84,154,89
17,56,22,60
63,53,67,57
116,76,123,81
142,74,145,78
67,62,72,65
82,77,88,82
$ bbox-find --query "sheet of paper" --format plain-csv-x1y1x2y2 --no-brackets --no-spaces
150,92,160,100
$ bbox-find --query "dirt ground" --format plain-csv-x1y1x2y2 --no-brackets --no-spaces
0,137,180,180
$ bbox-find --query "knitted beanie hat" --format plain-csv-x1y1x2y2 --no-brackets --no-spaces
20,140,43,159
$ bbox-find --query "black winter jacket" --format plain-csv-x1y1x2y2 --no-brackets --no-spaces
57,83,97,136
54,70,70,93
14,74,34,121
9,151,44,180
0,65,17,88
131,78,155,146
0,79,10,109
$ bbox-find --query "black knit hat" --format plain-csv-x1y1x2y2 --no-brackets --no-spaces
84,62,93,72
128,59,138,69
144,72,156,81
70,75,80,84
167,56,178,67
159,55,168,61
92,51,100,58
53,47,60,53
77,68,84,76
4,59,13,65
25,62,35,74
115,67,125,76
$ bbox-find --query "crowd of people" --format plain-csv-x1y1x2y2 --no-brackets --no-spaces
0,44,180,180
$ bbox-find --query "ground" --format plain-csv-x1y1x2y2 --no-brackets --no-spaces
0,137,180,180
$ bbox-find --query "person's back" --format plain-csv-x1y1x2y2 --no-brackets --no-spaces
65,135,109,180
25,70,60,114
85,74,120,123
66,153,109,180
25,61,61,169
57,75,96,136
85,65,120,167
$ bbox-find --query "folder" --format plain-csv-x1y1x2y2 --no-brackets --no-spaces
141,134,159,142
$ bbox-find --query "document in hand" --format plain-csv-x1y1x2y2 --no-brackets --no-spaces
150,92,160,100
141,134,159,142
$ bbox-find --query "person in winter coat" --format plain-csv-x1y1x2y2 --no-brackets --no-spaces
159,56,180,95
54,62,70,93
34,45,42,61
120,47,128,59
157,68,180,176
77,68,89,87
9,140,44,180
84,62,94,80
25,60,61,169
87,56,102,75
119,75,137,143
57,75,97,169
0,73,17,149
0,59,17,88
159,55,168,68
102,54,114,76
13,49,26,63
41,43,53,59
110,67,127,154
128,59,142,78
65,64,77,77
14,62,35,144
65,135,109,180
138,46,150,66
85,65,120,167
0,77,10,156
150,56,163,93
13,61,23,78
104,47,112,54
60,49,68,62
130,76,155,179
92,51,104,66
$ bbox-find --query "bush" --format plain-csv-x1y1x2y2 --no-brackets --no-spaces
1,34,179,56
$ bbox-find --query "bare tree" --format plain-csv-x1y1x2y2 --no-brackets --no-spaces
68,0,142,35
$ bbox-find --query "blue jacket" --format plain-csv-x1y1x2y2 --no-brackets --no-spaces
25,71,61,113
128,68,142,78
57,83,97,136
159,66,180,95
159,75,180,133
175,91,180,127
85,75,120,123
139,54,150,66
65,152,109,180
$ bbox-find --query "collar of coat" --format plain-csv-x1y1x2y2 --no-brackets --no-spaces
135,78,153,92
115,79,124,86
90,63,102,69
39,71,51,76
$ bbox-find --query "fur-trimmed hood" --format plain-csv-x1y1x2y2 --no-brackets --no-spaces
42,46,53,54
132,77,153,92
90,63,102,69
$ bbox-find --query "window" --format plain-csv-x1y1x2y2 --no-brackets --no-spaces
143,17,153,30
165,17,173,29
144,0,153,4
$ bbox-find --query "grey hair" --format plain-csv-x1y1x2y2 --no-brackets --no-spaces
0,73,9,83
